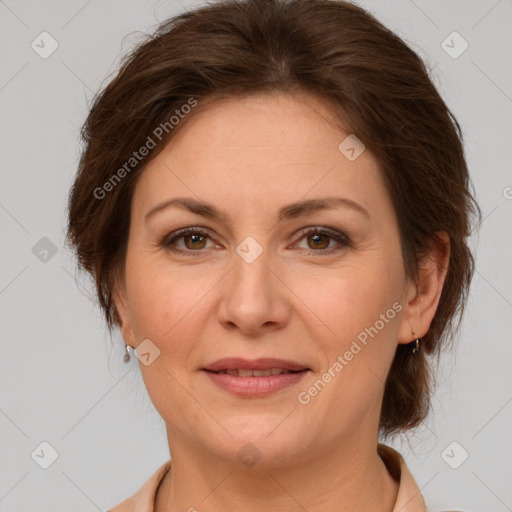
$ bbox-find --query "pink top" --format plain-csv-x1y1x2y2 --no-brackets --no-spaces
107,444,431,511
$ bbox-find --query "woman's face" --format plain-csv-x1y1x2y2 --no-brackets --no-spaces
115,92,421,466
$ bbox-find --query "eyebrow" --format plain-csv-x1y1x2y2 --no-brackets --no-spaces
144,196,370,225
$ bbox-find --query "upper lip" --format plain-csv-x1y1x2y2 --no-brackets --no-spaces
202,357,309,372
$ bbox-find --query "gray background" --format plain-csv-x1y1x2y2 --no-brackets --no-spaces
1,0,511,510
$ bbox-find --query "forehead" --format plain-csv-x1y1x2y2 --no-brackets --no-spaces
181,92,346,145
132,92,388,220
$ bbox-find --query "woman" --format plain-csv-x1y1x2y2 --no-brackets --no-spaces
65,0,480,510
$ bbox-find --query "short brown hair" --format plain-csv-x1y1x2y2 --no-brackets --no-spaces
65,0,480,437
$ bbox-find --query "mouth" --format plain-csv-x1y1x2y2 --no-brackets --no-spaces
202,357,310,373
204,368,306,376
201,358,310,397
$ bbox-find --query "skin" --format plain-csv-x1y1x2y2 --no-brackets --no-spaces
113,91,449,511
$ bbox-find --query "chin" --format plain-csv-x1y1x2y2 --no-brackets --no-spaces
206,416,312,469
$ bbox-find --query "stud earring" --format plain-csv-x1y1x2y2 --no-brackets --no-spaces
123,344,133,363
410,338,421,354
408,327,421,354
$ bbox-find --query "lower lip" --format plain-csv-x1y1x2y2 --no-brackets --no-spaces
202,370,309,397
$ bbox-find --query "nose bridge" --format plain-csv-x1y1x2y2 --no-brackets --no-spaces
234,240,271,292
218,235,290,333
231,237,275,304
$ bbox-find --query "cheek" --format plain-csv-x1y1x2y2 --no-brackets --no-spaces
125,272,173,340
124,256,218,352
124,263,212,418
298,264,401,345
300,266,402,407
291,253,404,404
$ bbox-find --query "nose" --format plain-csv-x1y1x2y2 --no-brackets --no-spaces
217,246,291,335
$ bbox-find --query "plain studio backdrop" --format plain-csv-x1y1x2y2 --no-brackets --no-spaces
0,1,511,511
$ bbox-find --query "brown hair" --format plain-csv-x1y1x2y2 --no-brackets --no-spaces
65,0,480,437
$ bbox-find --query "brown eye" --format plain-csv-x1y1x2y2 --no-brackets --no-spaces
295,227,351,255
161,227,215,257
183,233,207,250
306,233,330,250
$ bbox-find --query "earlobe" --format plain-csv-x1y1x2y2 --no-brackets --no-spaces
397,232,450,344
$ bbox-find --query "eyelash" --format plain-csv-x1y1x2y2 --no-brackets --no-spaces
159,226,351,257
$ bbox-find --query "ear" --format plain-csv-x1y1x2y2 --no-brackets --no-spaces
112,274,137,348
397,231,450,344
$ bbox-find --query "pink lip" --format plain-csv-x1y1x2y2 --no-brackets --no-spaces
202,357,309,372
201,357,311,398
203,369,309,397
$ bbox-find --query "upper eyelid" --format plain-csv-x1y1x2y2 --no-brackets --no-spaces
168,225,344,239
165,225,348,249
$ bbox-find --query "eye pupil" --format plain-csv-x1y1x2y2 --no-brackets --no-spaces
185,233,206,249
308,233,329,250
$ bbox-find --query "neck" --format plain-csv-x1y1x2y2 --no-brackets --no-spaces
155,434,399,512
